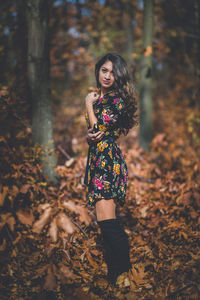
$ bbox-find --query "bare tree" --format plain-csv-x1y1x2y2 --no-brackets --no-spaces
26,0,58,183
139,0,154,151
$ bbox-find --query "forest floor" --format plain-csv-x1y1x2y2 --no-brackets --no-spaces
0,87,200,300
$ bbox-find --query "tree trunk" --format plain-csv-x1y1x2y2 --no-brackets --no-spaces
194,0,199,108
15,0,29,103
26,0,58,183
139,0,154,151
124,2,134,68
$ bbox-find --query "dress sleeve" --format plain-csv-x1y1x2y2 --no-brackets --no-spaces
92,96,125,133
85,112,91,130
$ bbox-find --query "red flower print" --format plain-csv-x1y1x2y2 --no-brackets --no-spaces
112,98,120,104
103,113,111,124
94,178,104,189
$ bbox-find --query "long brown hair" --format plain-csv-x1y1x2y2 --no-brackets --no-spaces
95,53,138,136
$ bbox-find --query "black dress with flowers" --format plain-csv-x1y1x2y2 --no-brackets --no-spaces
84,90,128,207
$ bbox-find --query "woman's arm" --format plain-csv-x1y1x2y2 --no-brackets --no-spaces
85,92,105,144
86,128,104,145
86,102,98,129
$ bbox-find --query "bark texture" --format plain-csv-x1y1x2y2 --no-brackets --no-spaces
139,0,154,151
26,0,58,183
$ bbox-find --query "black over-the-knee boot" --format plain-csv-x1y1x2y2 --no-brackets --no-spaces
97,218,131,284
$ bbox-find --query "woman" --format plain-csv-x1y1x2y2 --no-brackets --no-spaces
84,53,137,285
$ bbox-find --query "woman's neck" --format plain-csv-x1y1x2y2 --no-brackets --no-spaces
100,87,113,98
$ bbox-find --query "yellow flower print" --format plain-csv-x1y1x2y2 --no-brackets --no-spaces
97,140,108,152
89,196,94,203
99,124,107,131
119,103,123,110
114,128,120,137
89,153,92,164
101,161,106,168
101,97,109,104
108,150,113,159
121,186,124,192
104,181,110,192
113,163,120,175
85,113,90,129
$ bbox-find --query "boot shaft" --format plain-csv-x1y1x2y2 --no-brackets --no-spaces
97,218,131,281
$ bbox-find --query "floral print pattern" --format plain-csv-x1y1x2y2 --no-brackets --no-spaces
84,90,128,207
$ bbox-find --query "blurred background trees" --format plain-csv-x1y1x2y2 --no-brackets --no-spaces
0,1,200,298
0,0,199,161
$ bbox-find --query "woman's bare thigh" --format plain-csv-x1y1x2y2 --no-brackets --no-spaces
95,199,116,221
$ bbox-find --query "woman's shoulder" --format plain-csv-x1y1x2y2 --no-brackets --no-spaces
107,91,121,98
106,91,121,100
107,91,124,106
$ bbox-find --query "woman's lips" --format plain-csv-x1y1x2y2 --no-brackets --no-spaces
103,80,110,84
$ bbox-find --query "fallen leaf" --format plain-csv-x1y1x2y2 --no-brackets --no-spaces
63,200,91,225
32,207,52,234
176,192,191,205
37,203,51,213
6,216,15,231
86,251,99,268
48,216,58,242
65,158,75,167
0,239,6,251
116,272,131,287
16,209,35,225
131,264,148,286
43,265,57,290
20,184,31,194
59,263,74,279
57,212,75,234
0,186,8,206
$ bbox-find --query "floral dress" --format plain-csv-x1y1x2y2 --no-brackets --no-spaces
84,90,128,207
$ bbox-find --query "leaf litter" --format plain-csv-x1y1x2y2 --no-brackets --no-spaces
0,91,200,299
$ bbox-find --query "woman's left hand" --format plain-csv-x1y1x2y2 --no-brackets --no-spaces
86,128,104,145
85,92,99,106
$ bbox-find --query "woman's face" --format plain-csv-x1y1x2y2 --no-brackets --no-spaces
98,60,115,90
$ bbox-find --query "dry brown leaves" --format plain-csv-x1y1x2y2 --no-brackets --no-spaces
0,90,200,299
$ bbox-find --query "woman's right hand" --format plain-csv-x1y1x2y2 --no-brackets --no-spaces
86,128,104,145
85,92,100,107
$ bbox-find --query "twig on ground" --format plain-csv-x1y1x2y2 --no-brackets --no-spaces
57,144,71,160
